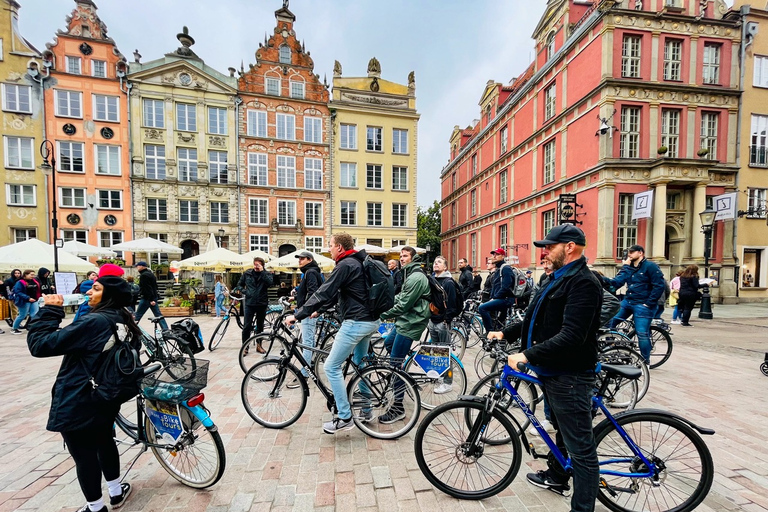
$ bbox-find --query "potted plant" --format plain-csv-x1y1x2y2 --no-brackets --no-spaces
657,146,668,155
159,295,194,317
697,148,710,157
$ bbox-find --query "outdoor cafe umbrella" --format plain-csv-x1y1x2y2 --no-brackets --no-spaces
177,247,255,273
241,249,273,262
354,243,388,255
61,240,117,258
0,238,97,273
110,237,183,265
265,250,335,274
388,244,427,255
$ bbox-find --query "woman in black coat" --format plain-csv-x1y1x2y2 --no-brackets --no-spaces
27,275,139,512
677,264,703,326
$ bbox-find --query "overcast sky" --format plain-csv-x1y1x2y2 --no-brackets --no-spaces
18,0,550,207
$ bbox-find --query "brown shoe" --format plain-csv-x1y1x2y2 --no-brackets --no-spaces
256,342,266,354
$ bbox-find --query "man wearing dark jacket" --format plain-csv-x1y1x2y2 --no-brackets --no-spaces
235,257,274,351
37,267,55,295
134,261,168,330
288,252,323,384
428,256,461,394
496,224,602,511
457,258,473,299
285,233,379,434
478,248,515,332
388,259,403,295
603,244,666,363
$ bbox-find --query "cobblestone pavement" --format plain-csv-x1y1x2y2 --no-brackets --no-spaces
1,307,767,512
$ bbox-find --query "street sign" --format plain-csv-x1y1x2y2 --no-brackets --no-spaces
713,192,737,221
631,190,654,220
559,193,577,202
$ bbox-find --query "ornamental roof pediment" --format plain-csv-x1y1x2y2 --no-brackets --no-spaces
479,81,501,108
129,60,237,94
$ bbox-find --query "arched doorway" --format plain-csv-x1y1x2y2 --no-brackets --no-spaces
278,243,296,257
181,239,199,260
665,224,684,269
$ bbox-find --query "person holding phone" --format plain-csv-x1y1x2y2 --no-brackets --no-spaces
234,257,273,352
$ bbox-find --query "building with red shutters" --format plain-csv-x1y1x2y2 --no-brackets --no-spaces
441,0,741,302
237,3,331,257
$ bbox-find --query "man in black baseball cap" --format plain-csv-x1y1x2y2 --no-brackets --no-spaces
532,224,587,247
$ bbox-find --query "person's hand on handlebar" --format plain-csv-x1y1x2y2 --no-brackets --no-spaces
507,352,528,370
284,314,297,326
487,331,504,340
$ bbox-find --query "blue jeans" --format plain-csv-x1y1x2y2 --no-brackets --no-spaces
323,319,378,420
13,301,39,329
672,304,680,321
478,298,513,332
299,316,318,377
134,299,169,330
215,295,226,317
542,372,599,512
383,326,415,364
610,300,653,363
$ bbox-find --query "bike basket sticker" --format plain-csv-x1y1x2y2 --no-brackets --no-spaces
146,401,183,443
413,345,450,376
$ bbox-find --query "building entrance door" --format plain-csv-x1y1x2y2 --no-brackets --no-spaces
279,244,296,257
181,240,199,260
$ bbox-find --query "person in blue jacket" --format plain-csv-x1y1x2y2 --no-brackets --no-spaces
478,248,515,333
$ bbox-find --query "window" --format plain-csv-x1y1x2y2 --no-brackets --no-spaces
247,110,267,137
146,198,168,221
178,148,198,181
208,106,227,135
340,124,357,149
66,56,81,74
250,234,269,252
179,200,199,222
145,145,166,179
471,154,478,176
14,228,37,242
621,35,642,78
499,170,508,203
278,200,296,226
666,193,681,210
59,141,85,172
2,84,31,113
546,32,555,60
754,55,768,88
176,103,196,131
148,233,169,260
266,77,280,96
61,229,87,243
616,194,637,258
340,162,357,187
304,116,321,143
747,188,767,219
661,109,680,158
247,153,268,186
279,45,291,64
290,81,305,99
663,39,682,81
392,239,407,247
91,59,106,78
99,231,123,252
305,202,322,227
366,164,382,189
702,43,720,85
93,95,119,122
143,99,164,128
305,236,323,252
392,166,408,191
55,90,82,118
95,145,120,175
249,198,268,225
544,83,556,120
392,203,407,227
97,190,122,210
366,126,382,151
340,201,356,225
471,189,477,216
210,202,229,223
700,112,718,160
60,187,86,208
393,129,408,154
277,113,295,140
451,173,456,192
751,115,768,166
542,210,555,237
500,125,508,153
620,106,641,158
543,139,556,184
209,151,228,184
485,105,492,125
4,136,33,169
277,155,296,188
6,184,35,206
499,224,508,249
367,202,382,226
451,202,457,224
304,158,322,190
471,233,477,267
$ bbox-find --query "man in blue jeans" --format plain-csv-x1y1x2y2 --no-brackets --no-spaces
603,244,666,364
478,248,515,333
285,233,379,434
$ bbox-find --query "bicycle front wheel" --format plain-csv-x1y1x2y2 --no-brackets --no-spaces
468,371,537,436
403,354,467,410
595,412,714,512
239,333,286,373
466,315,484,348
449,327,467,361
144,410,226,488
348,366,421,440
208,316,231,351
648,326,673,369
241,360,307,428
415,400,522,500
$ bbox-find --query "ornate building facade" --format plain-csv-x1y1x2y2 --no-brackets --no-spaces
127,27,239,259
237,4,331,256
330,58,419,248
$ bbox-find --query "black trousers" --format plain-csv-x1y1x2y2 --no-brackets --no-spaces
61,423,120,502
242,304,267,343
678,295,697,324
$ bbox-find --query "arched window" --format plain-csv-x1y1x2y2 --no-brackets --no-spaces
546,32,556,60
279,45,291,64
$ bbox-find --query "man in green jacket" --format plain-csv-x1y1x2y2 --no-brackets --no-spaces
380,246,430,423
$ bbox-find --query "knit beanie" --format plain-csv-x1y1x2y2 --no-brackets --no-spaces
99,263,125,278
95,275,132,307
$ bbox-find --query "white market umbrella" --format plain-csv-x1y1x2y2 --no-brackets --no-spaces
177,247,253,272
61,240,116,258
266,250,335,274
110,237,184,254
389,244,427,255
0,238,97,273
205,233,219,252
355,243,387,255
241,249,273,262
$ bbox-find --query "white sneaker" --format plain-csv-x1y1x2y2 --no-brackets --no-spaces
671,319,681,325
528,419,554,436
433,382,453,395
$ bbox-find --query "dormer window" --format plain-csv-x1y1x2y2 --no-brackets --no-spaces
485,105,492,125
279,45,291,64
546,32,556,60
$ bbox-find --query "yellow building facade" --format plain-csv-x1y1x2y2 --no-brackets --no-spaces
331,59,419,248
0,0,47,246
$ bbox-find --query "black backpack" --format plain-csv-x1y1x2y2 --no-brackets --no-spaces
362,256,395,318
171,318,205,354
416,267,448,316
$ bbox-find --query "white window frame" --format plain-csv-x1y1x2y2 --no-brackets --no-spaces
471,189,477,216
277,155,296,188
500,125,508,153
143,98,164,128
248,153,268,186
210,201,229,224
621,35,641,78
208,106,227,135
176,103,197,132
499,224,508,248
661,109,680,158
97,189,123,210
392,128,408,154
290,81,305,99
277,200,296,226
340,124,357,149
620,106,641,158
702,43,720,85
392,166,408,191
60,187,86,208
543,210,556,237
14,228,37,242
471,154,478,176
66,56,82,74
747,188,767,219
91,59,106,78
367,202,382,226
249,234,269,252
277,113,295,140
93,94,120,122
366,164,382,189
2,83,32,113
279,45,291,64
616,193,638,258
55,90,82,118
145,145,166,179
305,236,323,253
754,55,768,88
5,184,36,206
95,144,121,175
177,147,198,182
305,201,323,227
543,139,556,184
392,203,407,227
304,157,323,190
209,150,228,184
340,200,356,225
179,200,199,223
61,229,87,243
663,39,682,81
249,198,268,225
99,231,123,253
247,110,267,137
546,32,555,60
500,170,508,203
146,198,168,221
304,116,321,143
366,126,382,151
266,77,281,96
3,136,34,169
544,83,556,120
58,141,85,173
340,162,357,187
700,112,718,161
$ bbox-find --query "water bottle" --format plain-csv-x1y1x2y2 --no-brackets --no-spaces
147,382,184,401
38,294,87,306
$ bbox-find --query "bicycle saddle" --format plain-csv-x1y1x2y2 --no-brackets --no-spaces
600,363,642,380
148,315,165,322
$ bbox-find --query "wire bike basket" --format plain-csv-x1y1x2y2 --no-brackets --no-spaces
141,358,209,404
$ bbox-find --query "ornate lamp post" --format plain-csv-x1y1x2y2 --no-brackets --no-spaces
217,228,225,248
425,243,431,270
40,140,59,273
698,208,716,319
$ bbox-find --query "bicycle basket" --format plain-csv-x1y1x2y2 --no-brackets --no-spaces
140,358,209,404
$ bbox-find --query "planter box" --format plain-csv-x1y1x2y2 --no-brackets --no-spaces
159,306,194,317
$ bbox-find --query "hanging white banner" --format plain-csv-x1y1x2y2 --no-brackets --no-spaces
631,190,654,220
713,192,737,221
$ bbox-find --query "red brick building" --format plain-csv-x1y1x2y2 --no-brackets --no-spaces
441,0,741,301
237,4,331,256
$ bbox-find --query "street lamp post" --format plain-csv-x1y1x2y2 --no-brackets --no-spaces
425,243,431,270
40,140,59,273
698,208,716,319
217,228,225,248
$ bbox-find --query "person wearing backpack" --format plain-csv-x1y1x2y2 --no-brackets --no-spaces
428,256,462,394
478,248,516,333
285,233,381,434
287,252,324,387
10,269,41,334
27,275,138,512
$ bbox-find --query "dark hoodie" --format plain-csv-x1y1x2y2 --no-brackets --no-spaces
295,260,323,309
37,267,55,295
2,269,21,299
458,265,474,299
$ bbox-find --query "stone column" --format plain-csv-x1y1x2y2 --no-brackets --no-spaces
652,182,668,260
595,183,616,264
691,183,707,260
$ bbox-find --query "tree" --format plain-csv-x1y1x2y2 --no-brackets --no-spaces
417,200,442,258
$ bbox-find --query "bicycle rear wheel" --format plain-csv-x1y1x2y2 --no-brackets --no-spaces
449,327,467,361
648,326,673,369
599,346,649,404
414,400,522,500
594,412,714,512
466,315,484,348
348,366,421,440
241,360,307,428
208,316,231,352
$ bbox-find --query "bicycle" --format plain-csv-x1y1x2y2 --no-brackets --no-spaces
240,325,422,440
140,316,197,375
209,297,284,352
414,361,714,511
114,358,226,488
610,318,674,369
